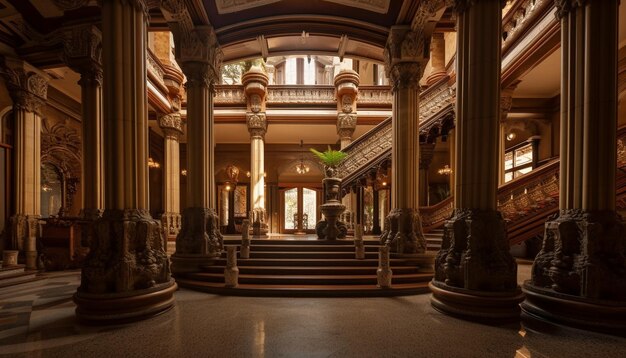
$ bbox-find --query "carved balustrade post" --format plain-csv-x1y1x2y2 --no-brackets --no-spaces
419,142,436,206
73,0,176,323
426,32,446,86
380,26,428,254
521,0,626,333
167,21,224,273
334,69,359,149
1,58,49,270
429,0,523,322
63,24,104,248
158,112,183,238
242,66,269,237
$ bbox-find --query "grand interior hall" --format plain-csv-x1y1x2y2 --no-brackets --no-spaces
0,0,625,356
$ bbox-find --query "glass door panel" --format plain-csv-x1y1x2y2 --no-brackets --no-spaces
284,188,298,230
302,188,317,230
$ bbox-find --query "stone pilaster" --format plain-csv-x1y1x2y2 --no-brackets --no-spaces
380,26,428,254
63,24,104,248
74,0,176,323
158,112,183,238
521,0,626,333
242,66,269,237
430,0,523,322
334,69,359,149
419,142,435,206
167,17,224,272
426,32,446,86
1,58,49,270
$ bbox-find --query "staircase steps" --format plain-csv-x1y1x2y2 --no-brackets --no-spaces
425,228,444,252
0,265,40,288
176,236,435,297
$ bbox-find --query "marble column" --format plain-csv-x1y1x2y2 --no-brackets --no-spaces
419,142,435,206
242,66,269,237
334,69,359,149
430,0,523,321
1,58,49,270
64,25,104,249
170,25,224,273
73,0,176,323
521,0,626,333
426,32,446,86
158,112,183,238
380,26,428,254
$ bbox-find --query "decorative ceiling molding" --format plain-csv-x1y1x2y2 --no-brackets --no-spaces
322,0,390,14
215,0,281,14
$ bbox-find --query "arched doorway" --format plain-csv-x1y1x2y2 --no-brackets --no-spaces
279,186,321,234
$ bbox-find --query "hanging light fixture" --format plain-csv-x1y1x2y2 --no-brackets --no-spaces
438,165,453,176
148,157,160,169
295,139,310,174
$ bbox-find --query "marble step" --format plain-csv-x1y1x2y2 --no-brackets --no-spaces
222,238,380,246
222,244,380,252
200,265,422,275
174,278,431,297
0,266,39,288
183,272,433,286
225,251,379,260
205,258,427,267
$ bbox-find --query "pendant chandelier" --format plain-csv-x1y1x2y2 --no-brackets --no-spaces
295,139,310,174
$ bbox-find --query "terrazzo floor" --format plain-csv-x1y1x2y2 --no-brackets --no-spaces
1,265,625,357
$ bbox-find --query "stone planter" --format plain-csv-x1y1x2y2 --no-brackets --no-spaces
316,175,347,240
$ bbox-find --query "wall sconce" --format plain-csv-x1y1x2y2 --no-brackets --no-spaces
181,169,187,176
506,132,517,141
148,157,161,169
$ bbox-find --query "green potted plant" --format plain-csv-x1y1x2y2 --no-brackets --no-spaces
310,146,347,178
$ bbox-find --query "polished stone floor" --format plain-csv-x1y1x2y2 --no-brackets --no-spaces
1,267,625,357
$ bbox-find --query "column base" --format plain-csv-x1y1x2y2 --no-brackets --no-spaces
80,209,172,294
434,209,517,291
74,279,177,324
381,208,426,254
173,207,223,274
250,208,268,238
430,280,524,322
521,282,626,335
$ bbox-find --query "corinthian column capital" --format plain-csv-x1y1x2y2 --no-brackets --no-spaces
384,26,428,91
158,112,184,139
0,58,49,116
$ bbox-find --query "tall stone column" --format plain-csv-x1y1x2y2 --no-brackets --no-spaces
242,66,269,237
430,0,523,321
64,25,104,248
158,112,183,238
426,32,446,86
334,69,359,149
169,23,224,273
380,26,428,254
73,0,176,323
521,0,626,333
419,142,435,206
1,59,48,270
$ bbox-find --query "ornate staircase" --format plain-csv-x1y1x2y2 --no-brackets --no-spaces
174,237,434,297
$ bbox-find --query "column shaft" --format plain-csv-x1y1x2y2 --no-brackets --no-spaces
392,85,420,209
79,70,104,213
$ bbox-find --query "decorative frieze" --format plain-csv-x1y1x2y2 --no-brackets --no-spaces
266,86,336,105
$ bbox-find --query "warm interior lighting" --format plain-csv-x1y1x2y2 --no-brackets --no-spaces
148,157,160,169
181,169,187,176
225,183,232,191
381,181,387,186
42,183,52,192
296,159,310,174
438,165,453,175
506,132,517,141
246,171,251,177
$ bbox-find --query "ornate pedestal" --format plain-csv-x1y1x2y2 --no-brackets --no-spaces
316,176,347,240
430,209,523,321
250,208,268,238
171,207,223,274
521,209,626,333
380,209,426,254
74,209,176,323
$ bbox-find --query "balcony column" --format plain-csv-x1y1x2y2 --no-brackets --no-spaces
380,26,428,254
169,25,224,273
334,69,360,149
64,25,104,249
430,0,523,321
158,112,183,238
419,142,435,206
242,66,269,237
521,0,626,333
1,59,49,270
426,32,446,86
73,0,176,323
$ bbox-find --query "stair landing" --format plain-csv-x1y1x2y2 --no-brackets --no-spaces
174,235,435,297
